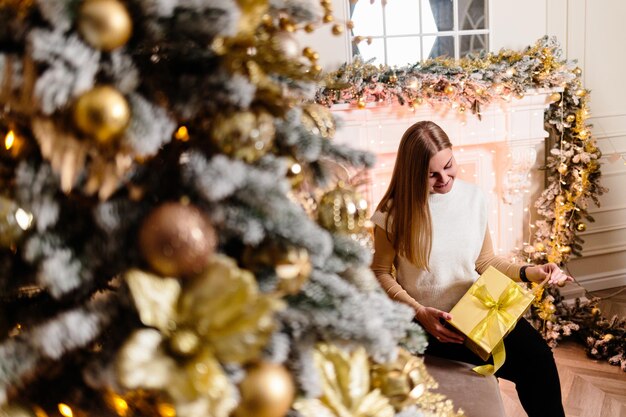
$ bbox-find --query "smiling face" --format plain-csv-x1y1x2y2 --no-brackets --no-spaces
428,148,457,194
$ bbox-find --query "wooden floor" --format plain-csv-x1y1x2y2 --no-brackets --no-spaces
499,286,626,417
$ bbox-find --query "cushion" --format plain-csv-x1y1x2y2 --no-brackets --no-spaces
424,354,506,417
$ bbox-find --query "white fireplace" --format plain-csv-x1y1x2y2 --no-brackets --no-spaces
331,89,560,257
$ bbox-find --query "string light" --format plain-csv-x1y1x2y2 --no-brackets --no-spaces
58,404,73,417
174,125,190,141
5,130,15,149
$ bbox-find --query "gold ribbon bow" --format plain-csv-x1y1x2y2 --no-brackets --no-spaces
468,282,527,376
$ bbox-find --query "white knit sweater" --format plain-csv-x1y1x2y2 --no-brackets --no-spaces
371,180,488,312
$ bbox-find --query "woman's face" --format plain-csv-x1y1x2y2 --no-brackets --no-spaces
428,148,457,194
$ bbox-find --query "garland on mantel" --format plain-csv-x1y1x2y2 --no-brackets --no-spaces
316,37,625,370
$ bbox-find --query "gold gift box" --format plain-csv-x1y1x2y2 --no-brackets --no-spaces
447,266,536,364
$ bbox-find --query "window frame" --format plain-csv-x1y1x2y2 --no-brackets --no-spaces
348,0,492,65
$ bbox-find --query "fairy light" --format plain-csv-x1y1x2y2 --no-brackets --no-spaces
5,130,15,149
174,125,190,141
58,404,73,417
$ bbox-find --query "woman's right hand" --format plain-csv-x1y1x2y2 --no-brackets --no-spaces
415,306,465,344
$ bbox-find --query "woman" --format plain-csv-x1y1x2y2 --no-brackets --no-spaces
371,121,570,417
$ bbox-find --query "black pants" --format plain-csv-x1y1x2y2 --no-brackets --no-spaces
426,318,566,417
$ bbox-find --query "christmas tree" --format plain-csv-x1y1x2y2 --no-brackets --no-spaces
0,1,462,416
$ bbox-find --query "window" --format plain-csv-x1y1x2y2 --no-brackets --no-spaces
350,0,489,66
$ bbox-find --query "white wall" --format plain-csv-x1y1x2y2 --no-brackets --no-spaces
306,1,626,294
551,0,626,296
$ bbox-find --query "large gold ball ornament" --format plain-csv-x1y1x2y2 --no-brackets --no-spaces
557,162,568,175
233,362,295,417
575,89,587,97
73,86,130,145
534,242,546,252
573,67,582,76
576,222,587,232
444,84,456,95
565,114,576,123
318,184,368,234
138,202,217,277
331,24,344,35
78,0,132,51
210,110,275,163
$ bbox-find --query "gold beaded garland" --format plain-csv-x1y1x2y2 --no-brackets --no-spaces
331,24,344,35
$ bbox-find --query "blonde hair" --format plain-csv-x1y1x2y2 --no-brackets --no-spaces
375,121,453,270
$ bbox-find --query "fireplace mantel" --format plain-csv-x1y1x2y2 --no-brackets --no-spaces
331,89,561,256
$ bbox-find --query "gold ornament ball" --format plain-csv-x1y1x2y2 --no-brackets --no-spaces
555,195,566,204
602,333,614,342
210,110,275,163
575,89,587,97
566,114,576,123
331,24,344,35
78,0,133,51
389,74,398,84
233,362,295,417
304,23,315,33
576,222,587,232
591,307,601,316
573,67,582,76
444,84,456,95
317,184,368,234
534,242,546,252
139,202,217,277
73,86,130,145
557,162,569,175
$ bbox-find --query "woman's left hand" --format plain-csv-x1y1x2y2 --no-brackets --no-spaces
526,263,573,286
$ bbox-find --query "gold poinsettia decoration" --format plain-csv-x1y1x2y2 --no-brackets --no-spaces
370,349,465,417
32,117,135,200
115,255,285,417
293,343,395,417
